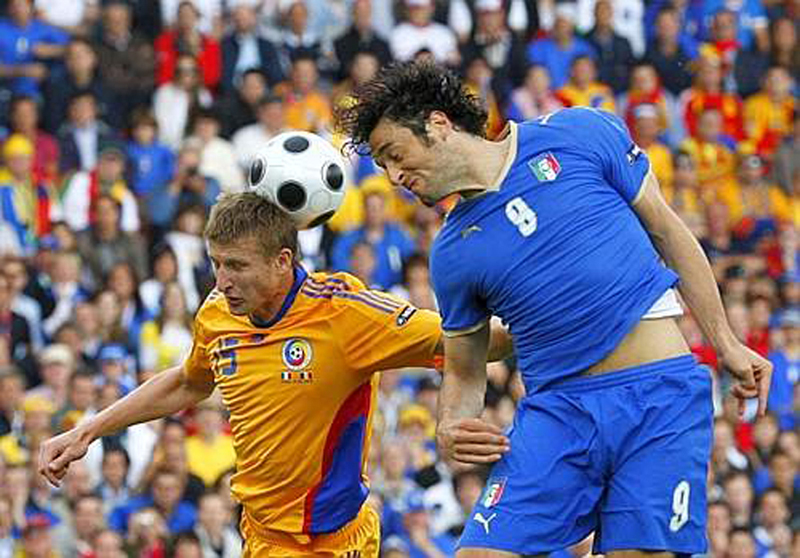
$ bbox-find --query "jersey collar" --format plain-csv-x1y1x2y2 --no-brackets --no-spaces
249,265,308,328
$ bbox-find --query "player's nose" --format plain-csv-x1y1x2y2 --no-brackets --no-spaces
385,164,405,187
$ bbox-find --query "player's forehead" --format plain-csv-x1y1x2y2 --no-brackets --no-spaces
208,236,263,262
368,118,415,155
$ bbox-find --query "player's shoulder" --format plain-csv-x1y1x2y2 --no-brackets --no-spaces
301,270,417,320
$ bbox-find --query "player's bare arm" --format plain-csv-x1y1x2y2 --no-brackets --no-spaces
433,317,515,362
437,322,510,466
632,170,772,416
38,365,214,486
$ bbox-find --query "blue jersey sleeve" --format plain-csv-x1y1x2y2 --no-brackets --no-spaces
583,108,651,205
429,241,490,336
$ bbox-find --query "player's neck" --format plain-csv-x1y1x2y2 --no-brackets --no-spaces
456,131,515,198
250,273,296,325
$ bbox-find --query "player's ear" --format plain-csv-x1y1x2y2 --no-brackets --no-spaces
426,111,452,140
274,248,294,273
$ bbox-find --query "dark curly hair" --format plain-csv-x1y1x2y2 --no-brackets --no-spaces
335,61,488,156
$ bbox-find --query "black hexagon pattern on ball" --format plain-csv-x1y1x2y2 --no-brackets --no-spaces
283,136,310,153
276,181,307,211
249,158,265,186
307,210,336,228
324,163,344,191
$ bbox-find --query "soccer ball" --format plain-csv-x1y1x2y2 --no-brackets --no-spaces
246,131,347,229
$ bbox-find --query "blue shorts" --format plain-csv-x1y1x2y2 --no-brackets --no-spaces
459,355,713,555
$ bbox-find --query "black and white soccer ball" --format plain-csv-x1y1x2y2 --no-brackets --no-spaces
246,131,347,229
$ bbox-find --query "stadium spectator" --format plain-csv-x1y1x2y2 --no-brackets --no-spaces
742,66,796,160
153,55,213,151
232,95,286,170
109,468,197,536
56,91,117,174
642,6,697,97
138,281,193,377
42,38,111,135
632,104,673,193
40,251,89,340
60,141,140,235
555,55,615,111
273,54,332,133
333,0,392,82
0,0,68,99
145,143,220,235
0,135,58,255
154,0,221,91
92,528,125,558
193,492,240,558
215,69,268,139
526,2,595,90
7,95,59,184
389,0,459,66
462,56,504,139
75,194,147,289
3,256,43,351
26,344,74,409
505,65,562,123
331,190,416,290
33,0,99,37
618,63,676,146
126,108,175,199
93,0,157,129
460,0,528,103
184,402,234,488
331,50,380,109
773,110,800,196
680,53,744,142
186,109,243,193
220,3,283,92
680,108,737,193
584,0,634,95
97,447,132,517
0,368,25,437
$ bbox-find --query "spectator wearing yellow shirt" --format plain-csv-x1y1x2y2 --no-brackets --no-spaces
717,154,791,230
664,153,706,235
185,402,236,487
272,54,332,134
680,108,737,194
555,56,615,112
138,282,193,377
632,103,673,190
742,66,796,159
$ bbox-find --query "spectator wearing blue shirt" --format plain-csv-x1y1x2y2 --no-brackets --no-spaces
331,190,416,290
145,142,219,233
526,3,595,90
127,109,174,198
700,0,770,53
768,309,800,430
396,490,457,558
0,0,68,99
108,469,197,536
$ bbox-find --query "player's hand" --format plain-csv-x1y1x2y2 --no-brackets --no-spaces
38,427,92,487
436,417,509,467
720,342,773,419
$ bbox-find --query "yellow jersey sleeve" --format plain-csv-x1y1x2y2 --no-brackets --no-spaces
331,286,442,373
183,292,218,386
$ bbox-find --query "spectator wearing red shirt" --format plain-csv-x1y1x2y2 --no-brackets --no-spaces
679,53,744,141
154,0,221,91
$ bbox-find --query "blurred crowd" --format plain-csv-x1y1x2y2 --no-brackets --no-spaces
0,0,797,556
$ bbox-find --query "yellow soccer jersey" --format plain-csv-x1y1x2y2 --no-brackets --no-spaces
184,268,441,535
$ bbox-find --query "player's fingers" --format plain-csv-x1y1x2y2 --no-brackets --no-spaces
454,442,509,456
453,451,505,464
453,430,509,446
456,418,505,435
756,364,773,417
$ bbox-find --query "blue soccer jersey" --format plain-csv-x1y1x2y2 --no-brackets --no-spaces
430,107,679,393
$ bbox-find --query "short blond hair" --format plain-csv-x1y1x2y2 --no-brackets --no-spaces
204,193,298,260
